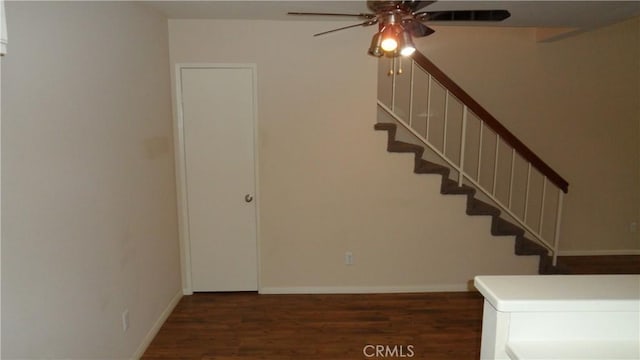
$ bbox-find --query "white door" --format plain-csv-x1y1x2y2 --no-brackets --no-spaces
179,66,258,292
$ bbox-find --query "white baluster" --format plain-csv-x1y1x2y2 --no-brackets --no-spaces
426,74,432,140
391,57,396,112
524,163,531,222
538,177,547,235
493,135,500,196
443,91,449,155
458,106,468,187
477,121,484,183
508,148,515,209
553,190,564,266
408,60,414,127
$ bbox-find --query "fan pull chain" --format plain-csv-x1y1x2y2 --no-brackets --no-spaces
397,57,403,75
387,57,394,76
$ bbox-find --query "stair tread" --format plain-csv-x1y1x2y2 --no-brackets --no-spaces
388,140,424,153
441,178,476,195
539,255,572,274
491,217,525,237
467,198,501,216
374,123,396,131
515,237,548,256
415,160,450,176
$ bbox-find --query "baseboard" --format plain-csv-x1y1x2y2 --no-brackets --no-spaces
558,249,640,256
259,284,470,294
132,289,183,359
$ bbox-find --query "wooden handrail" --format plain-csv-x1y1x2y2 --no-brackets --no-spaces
410,51,569,193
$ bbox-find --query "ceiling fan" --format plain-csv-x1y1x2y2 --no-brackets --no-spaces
288,1,510,57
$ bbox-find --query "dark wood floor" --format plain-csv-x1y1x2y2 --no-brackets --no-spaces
558,255,640,274
143,256,639,359
143,291,484,359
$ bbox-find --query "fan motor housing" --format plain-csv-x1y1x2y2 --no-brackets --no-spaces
367,1,403,13
367,1,428,13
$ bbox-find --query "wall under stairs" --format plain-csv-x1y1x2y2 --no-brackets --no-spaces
265,121,543,292
262,124,540,293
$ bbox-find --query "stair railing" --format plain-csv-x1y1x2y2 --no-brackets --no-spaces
378,51,569,265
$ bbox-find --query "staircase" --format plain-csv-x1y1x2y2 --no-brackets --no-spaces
376,51,570,274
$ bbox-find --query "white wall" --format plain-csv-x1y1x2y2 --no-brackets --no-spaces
0,38,3,359
169,19,538,293
1,2,180,358
418,18,640,253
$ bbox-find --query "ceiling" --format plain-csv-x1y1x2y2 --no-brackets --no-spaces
146,1,640,31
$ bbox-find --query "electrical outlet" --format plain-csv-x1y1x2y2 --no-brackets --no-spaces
630,222,637,233
122,309,129,332
345,251,354,265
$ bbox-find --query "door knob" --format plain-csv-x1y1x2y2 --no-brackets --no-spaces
245,194,253,203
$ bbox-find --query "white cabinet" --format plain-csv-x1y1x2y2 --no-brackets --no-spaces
474,275,640,360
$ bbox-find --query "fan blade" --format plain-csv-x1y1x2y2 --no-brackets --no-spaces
415,10,511,22
313,20,378,37
288,12,376,19
402,1,436,12
402,19,435,37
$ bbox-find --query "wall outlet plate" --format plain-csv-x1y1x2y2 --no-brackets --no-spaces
122,309,129,332
345,251,354,265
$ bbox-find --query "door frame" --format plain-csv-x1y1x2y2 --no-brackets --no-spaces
174,63,260,295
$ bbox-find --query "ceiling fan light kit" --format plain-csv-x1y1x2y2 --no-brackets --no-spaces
288,1,510,58
368,32,385,57
398,29,416,56
380,25,400,52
